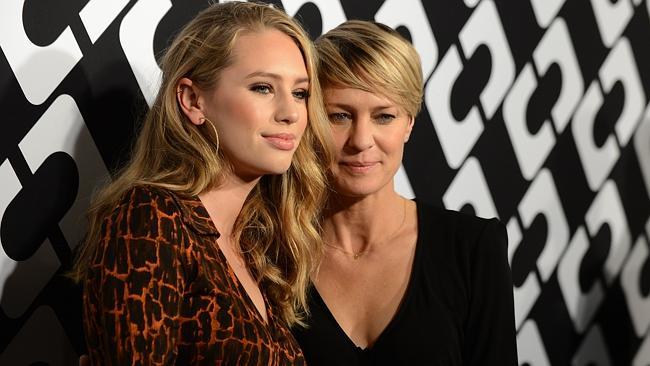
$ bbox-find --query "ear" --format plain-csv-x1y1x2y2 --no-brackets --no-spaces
404,116,415,143
176,77,207,126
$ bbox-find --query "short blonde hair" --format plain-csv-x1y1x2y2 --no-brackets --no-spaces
73,1,333,326
315,20,424,117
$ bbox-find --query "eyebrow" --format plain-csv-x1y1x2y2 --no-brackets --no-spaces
326,102,397,111
245,71,308,84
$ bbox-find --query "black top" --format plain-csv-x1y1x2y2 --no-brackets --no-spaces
292,203,518,365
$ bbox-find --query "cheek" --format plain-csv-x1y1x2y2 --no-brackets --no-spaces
378,134,407,158
213,92,261,129
330,128,348,154
391,134,407,150
297,106,309,132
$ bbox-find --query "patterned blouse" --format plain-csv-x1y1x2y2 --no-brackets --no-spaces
83,186,305,365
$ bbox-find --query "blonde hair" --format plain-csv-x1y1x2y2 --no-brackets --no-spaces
315,20,423,117
71,1,333,326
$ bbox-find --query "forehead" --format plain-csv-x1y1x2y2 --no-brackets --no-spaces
324,87,398,108
226,29,307,77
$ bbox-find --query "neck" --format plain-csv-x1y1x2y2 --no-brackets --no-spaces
324,190,405,255
199,174,260,238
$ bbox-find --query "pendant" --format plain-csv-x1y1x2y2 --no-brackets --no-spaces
353,252,362,260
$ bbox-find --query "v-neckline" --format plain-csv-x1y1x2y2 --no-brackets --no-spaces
212,239,271,326
312,201,423,352
188,194,271,326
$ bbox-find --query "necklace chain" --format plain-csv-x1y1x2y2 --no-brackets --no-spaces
324,198,407,260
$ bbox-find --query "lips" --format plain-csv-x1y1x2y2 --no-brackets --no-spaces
339,161,378,174
262,133,296,151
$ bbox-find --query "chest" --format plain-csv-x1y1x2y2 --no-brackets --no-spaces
314,240,417,347
322,259,410,311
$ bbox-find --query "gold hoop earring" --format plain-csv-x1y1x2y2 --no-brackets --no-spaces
200,117,220,151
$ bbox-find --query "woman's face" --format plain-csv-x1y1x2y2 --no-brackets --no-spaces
324,87,414,198
198,29,309,181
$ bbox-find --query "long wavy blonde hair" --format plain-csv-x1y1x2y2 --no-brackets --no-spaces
71,1,333,326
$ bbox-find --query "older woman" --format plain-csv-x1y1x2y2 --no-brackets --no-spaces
72,2,332,364
292,20,518,365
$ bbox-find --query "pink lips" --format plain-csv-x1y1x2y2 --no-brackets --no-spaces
339,161,378,174
263,133,296,151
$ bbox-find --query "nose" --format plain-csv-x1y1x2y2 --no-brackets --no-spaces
275,92,300,124
347,117,374,151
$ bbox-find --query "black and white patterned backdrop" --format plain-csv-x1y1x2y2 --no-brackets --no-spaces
1,0,649,364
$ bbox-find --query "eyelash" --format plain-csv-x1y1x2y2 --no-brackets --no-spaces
293,89,309,100
329,112,351,123
250,84,272,94
250,84,309,100
328,113,396,124
375,114,395,124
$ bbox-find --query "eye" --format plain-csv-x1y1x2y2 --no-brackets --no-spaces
328,112,352,124
375,113,395,124
292,89,309,100
250,84,272,94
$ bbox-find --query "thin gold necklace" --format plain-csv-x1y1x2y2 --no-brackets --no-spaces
324,198,407,260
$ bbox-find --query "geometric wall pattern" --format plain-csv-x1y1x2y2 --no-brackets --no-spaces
1,0,649,364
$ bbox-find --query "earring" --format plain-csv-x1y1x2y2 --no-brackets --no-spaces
200,117,220,151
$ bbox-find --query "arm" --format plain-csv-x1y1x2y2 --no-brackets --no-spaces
464,218,518,365
83,188,185,365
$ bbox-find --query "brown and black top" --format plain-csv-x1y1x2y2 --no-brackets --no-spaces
83,186,305,365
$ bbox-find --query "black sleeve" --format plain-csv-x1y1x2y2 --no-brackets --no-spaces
464,218,518,365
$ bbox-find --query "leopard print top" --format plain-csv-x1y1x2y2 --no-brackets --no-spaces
83,186,305,365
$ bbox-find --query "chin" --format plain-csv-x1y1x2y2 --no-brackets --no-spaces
262,161,293,175
333,174,393,198
334,183,378,198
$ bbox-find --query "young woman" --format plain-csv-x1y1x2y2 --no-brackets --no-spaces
71,2,332,364
292,20,518,365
